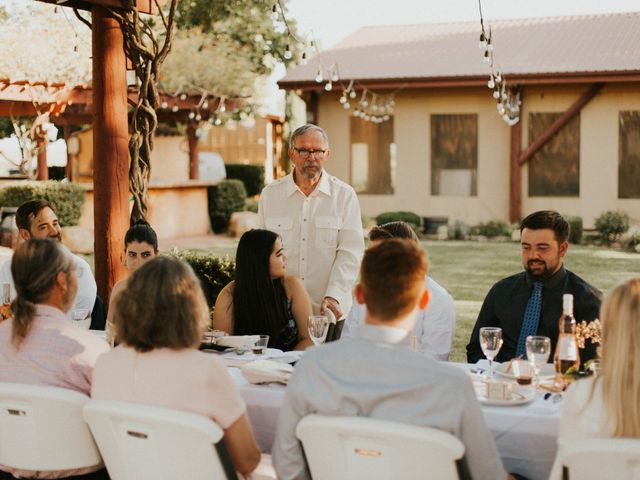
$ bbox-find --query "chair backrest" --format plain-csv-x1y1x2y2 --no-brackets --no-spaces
90,295,107,331
561,438,640,480
83,400,237,480
0,382,102,471
296,415,465,480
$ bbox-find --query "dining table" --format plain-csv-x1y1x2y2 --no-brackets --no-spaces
226,359,563,480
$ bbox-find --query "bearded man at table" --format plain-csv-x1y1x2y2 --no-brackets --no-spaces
466,210,601,364
272,239,509,480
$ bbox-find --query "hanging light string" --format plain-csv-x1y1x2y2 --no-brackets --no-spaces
478,0,521,126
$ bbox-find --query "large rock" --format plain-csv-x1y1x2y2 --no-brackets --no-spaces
228,211,260,238
62,226,94,254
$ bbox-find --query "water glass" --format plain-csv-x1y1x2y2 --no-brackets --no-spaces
308,315,329,346
526,335,551,386
479,327,503,379
252,335,269,355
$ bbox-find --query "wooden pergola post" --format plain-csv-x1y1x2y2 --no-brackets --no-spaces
36,128,48,180
187,121,199,180
92,6,129,303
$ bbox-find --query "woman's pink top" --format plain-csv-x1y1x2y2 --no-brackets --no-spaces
91,346,246,429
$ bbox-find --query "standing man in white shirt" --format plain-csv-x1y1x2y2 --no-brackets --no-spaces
0,200,97,318
258,124,365,319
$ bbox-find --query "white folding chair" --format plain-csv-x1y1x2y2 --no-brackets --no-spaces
83,400,237,480
560,438,640,480
295,415,466,480
0,382,102,473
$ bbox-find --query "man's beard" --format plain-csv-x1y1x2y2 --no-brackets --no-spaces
300,163,321,180
525,259,555,279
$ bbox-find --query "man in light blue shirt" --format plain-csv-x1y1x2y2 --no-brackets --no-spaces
272,239,508,480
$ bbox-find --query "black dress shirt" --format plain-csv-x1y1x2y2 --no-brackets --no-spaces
466,267,601,364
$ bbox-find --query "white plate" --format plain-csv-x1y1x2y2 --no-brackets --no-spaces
494,362,556,381
476,388,537,406
222,348,284,361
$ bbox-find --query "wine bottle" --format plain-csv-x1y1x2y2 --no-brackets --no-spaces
553,294,580,376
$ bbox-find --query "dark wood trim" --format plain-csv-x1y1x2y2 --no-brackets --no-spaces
36,0,164,14
279,72,640,91
509,110,523,223
518,83,603,166
92,5,130,304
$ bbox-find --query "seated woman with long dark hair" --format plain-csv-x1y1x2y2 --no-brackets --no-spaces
214,229,313,351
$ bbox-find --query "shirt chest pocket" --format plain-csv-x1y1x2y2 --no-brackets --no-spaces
265,217,293,247
315,216,341,249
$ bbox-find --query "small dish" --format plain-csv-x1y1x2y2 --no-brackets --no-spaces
494,362,555,381
476,388,536,406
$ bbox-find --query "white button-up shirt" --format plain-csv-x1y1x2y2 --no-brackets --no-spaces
343,275,456,360
258,170,364,315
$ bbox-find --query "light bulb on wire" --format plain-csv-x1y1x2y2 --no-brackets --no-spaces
284,44,292,60
271,4,278,21
324,81,333,91
315,68,323,83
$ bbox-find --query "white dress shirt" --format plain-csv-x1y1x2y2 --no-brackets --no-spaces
0,246,97,319
258,170,365,315
271,324,507,480
343,275,456,360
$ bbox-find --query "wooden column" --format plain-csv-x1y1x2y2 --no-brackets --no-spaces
63,127,73,182
92,6,129,303
509,119,522,223
36,129,48,180
187,122,199,180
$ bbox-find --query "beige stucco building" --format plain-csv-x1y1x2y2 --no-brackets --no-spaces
280,14,640,229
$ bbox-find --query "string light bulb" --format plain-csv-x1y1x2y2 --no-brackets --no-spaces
271,4,278,21
172,104,179,113
161,101,168,109
331,70,339,82
349,89,356,99
478,31,487,50
180,93,187,101
284,44,292,60
315,68,323,83
300,51,307,65
195,113,202,121
324,81,333,91
343,102,350,109
202,101,209,109
487,76,495,89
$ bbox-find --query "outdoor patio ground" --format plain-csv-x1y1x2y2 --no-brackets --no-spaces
102,236,640,363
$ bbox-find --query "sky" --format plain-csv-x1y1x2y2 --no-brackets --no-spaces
287,0,640,49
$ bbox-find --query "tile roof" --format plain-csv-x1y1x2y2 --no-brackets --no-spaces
279,12,640,86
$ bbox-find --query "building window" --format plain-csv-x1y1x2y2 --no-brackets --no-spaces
619,111,640,199
528,113,580,197
430,114,477,196
350,117,395,194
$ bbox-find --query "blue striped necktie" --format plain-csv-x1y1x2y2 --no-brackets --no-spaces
516,281,544,358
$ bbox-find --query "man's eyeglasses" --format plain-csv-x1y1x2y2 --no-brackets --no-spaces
292,147,327,158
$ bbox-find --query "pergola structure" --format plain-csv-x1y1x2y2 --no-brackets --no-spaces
27,0,156,302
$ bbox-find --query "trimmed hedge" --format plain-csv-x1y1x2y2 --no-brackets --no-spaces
207,179,247,233
565,216,583,244
470,220,512,238
225,164,264,197
0,181,85,226
375,211,421,230
595,210,630,244
167,248,235,307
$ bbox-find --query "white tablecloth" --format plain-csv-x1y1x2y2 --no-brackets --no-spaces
229,363,561,480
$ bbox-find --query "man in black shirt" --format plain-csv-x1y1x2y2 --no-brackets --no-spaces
467,211,601,364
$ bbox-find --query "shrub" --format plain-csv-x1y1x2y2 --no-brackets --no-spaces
375,211,421,230
594,210,630,244
449,220,469,240
0,181,85,226
225,164,264,197
167,248,235,306
564,216,583,244
207,179,247,233
470,220,512,238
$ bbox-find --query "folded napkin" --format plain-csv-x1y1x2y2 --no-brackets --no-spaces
216,335,259,349
240,359,294,385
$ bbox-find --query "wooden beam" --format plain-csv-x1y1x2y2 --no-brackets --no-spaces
36,0,165,14
92,6,129,304
518,83,604,166
509,109,523,224
187,122,199,180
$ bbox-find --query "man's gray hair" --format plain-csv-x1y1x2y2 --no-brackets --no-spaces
289,124,329,147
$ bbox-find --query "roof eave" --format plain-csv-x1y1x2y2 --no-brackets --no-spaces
278,70,640,91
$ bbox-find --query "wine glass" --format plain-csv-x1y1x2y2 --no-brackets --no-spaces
479,327,503,379
526,335,551,387
308,315,329,346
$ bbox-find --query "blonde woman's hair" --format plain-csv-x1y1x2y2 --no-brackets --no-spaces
10,239,73,347
114,256,208,352
599,277,640,437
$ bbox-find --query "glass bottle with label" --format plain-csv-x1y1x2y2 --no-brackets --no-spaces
553,294,581,378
